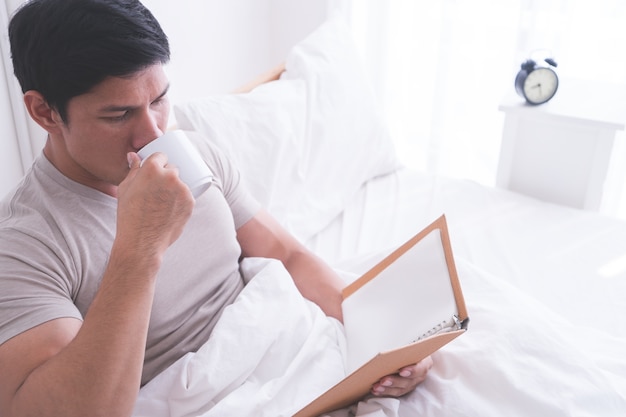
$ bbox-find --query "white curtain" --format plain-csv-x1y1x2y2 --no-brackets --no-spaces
347,0,626,218
0,0,47,198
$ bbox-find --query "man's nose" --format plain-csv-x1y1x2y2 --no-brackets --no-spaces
133,109,164,150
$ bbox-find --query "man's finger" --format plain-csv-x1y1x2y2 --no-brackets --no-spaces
127,152,141,169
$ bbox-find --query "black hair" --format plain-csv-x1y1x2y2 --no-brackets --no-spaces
8,0,170,122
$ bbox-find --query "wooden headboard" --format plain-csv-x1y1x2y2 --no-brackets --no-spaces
231,62,286,94
168,62,286,131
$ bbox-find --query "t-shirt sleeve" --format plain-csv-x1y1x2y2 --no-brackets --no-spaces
0,229,82,346
186,131,261,229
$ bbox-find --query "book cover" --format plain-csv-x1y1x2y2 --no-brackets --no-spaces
294,215,469,417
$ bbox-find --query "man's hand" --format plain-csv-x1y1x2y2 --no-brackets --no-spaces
117,152,194,259
371,356,434,397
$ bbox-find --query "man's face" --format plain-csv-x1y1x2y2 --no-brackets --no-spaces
47,64,170,196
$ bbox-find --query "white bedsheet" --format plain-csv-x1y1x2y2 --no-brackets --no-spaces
135,169,626,416
305,168,626,415
135,256,626,416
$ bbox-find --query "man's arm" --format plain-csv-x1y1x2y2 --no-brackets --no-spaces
236,209,345,321
0,250,157,417
0,153,194,417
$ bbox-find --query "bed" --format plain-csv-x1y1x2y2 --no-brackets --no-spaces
133,12,626,417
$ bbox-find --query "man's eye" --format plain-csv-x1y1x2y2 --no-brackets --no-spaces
107,112,130,122
152,96,168,107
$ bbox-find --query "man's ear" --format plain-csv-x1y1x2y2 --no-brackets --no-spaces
23,90,64,134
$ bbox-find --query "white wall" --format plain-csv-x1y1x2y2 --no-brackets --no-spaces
143,0,330,107
0,0,333,198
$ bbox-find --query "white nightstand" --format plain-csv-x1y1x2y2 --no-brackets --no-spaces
497,78,626,211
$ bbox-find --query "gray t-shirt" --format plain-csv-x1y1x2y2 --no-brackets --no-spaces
0,132,260,385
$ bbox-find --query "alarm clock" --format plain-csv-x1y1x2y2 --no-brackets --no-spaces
514,58,558,105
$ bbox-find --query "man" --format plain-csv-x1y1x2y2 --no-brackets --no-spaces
0,0,432,416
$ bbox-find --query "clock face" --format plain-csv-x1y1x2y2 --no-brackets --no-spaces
523,67,558,104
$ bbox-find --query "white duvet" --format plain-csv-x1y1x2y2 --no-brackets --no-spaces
134,258,346,417
134,257,626,417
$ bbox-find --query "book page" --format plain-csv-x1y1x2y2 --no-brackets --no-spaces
342,228,458,372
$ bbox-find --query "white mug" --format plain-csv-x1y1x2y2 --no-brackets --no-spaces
137,130,213,198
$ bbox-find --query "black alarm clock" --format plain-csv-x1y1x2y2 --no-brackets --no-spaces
514,58,558,105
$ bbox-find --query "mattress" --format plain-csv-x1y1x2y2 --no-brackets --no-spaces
306,168,626,339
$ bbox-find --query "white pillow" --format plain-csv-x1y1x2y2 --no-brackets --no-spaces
280,10,400,239
174,80,307,224
174,11,399,241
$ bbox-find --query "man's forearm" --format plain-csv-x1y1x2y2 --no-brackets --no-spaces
283,249,345,323
235,209,345,323
8,244,160,417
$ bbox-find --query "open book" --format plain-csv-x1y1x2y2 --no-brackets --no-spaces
295,215,469,417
